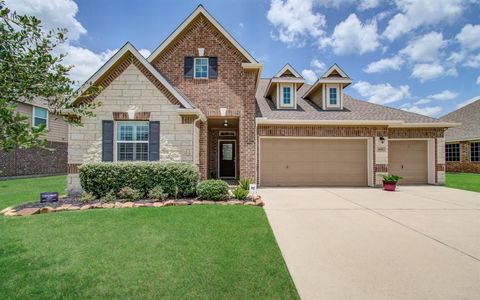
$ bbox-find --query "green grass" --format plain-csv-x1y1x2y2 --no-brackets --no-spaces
446,173,480,192
0,176,298,299
0,175,67,210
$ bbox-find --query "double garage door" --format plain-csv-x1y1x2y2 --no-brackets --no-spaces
259,138,428,187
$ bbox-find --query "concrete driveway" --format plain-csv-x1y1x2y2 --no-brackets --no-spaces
262,186,480,300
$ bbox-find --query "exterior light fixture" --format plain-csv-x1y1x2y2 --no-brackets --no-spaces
224,120,228,127
379,136,385,144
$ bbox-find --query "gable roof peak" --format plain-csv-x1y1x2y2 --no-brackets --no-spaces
274,63,303,78
321,63,350,78
147,5,258,64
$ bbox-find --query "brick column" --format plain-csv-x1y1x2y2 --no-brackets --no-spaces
198,121,208,180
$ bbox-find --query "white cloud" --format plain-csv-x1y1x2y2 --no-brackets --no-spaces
383,0,465,41
414,99,432,105
456,96,480,108
352,81,410,104
477,76,480,85
321,14,380,55
267,0,326,47
358,0,380,10
301,58,326,83
401,105,442,117
315,0,354,7
301,69,318,83
447,51,465,64
400,32,446,62
5,0,86,40
411,63,445,82
5,0,123,84
427,90,458,101
464,53,480,68
364,56,404,73
456,24,480,51
138,49,151,58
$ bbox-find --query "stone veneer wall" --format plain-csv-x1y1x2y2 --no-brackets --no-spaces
0,141,67,178
257,125,446,187
151,14,258,180
67,63,195,193
446,141,480,173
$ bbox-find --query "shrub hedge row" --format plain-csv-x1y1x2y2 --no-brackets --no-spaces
79,162,199,198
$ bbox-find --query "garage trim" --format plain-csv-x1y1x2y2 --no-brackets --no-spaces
258,136,374,187
389,138,435,184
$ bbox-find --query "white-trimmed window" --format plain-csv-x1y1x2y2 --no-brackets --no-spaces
329,87,337,105
445,143,460,162
33,106,48,128
194,57,208,79
282,86,291,105
471,142,480,162
116,121,149,161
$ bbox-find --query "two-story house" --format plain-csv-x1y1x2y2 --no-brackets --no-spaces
0,100,68,178
67,5,457,193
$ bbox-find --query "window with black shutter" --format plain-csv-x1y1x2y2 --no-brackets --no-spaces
184,56,194,78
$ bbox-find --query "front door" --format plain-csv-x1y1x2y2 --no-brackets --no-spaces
219,141,236,178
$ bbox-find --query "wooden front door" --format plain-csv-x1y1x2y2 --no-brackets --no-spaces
219,141,236,178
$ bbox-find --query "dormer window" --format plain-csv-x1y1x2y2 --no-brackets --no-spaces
283,86,291,105
329,87,337,105
194,58,208,79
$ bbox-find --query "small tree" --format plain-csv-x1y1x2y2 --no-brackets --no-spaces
0,2,99,152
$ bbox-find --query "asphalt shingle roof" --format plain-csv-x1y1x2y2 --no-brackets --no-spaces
256,78,444,124
441,99,480,142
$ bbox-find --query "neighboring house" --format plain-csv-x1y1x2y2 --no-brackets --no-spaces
441,99,480,173
67,5,456,193
0,100,68,178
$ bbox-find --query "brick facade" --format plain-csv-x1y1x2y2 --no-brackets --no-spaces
151,14,258,180
446,141,480,173
0,141,67,178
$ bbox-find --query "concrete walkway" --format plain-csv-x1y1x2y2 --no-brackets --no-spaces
262,186,480,300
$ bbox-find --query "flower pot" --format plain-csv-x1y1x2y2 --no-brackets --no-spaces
383,181,397,191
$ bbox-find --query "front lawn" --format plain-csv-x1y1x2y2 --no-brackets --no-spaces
446,172,480,192
0,175,66,210
0,207,298,299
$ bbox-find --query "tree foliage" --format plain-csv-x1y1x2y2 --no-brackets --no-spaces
0,1,99,151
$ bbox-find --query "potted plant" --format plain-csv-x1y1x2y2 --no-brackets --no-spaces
382,174,403,191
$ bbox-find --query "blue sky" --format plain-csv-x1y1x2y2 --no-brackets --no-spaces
6,0,480,117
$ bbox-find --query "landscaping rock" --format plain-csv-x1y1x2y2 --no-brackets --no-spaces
0,206,13,214
67,205,80,211
90,203,102,209
202,200,215,205
255,199,265,207
16,207,40,216
216,201,228,205
192,200,203,205
134,202,146,207
227,200,243,205
244,201,255,206
39,206,55,214
3,210,17,217
122,202,134,208
103,203,114,209
114,202,123,208
144,202,154,207
163,200,175,206
153,202,164,207
80,205,92,210
175,201,190,206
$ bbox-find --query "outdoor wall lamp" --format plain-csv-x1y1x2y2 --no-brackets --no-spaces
379,136,385,144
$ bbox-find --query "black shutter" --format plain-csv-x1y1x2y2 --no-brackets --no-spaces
149,121,160,161
184,56,194,78
102,120,114,162
208,57,218,79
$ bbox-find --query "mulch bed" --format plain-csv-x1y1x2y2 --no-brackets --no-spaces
1,195,264,217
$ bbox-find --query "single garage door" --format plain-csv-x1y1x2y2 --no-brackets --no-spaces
389,140,428,184
260,138,368,186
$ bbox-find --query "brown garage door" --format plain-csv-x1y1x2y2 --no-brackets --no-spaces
389,140,428,184
260,138,368,186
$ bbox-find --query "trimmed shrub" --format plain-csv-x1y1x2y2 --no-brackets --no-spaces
118,187,142,200
101,190,117,202
79,192,95,203
79,162,199,198
232,186,249,200
148,185,168,201
197,179,229,200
